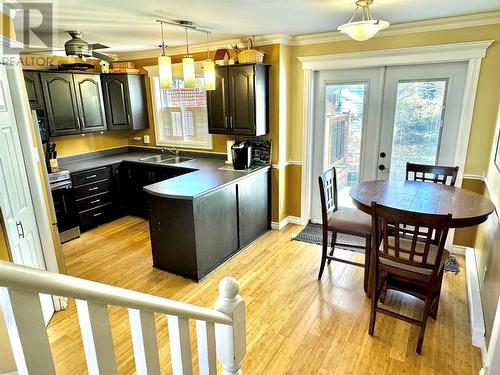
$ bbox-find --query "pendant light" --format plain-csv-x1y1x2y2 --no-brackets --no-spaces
337,0,389,41
204,32,215,91
157,21,172,89
182,28,196,89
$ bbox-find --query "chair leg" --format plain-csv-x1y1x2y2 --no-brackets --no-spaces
327,230,337,266
431,269,445,320
318,228,329,279
369,269,380,336
380,281,388,304
363,235,371,295
416,289,435,354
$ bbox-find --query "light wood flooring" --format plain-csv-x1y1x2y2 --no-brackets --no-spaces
47,216,482,374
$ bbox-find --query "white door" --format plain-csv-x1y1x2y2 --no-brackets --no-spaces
0,65,54,324
377,62,468,180
310,68,383,222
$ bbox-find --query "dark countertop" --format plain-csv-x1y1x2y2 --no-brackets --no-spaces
59,149,270,200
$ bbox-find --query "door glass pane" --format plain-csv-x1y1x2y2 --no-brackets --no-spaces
389,80,447,180
324,83,367,208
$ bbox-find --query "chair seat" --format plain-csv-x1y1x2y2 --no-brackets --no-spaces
327,209,372,235
379,237,450,275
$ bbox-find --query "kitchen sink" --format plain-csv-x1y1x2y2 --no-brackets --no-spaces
158,157,193,164
139,154,176,162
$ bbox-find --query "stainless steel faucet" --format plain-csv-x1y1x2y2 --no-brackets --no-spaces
161,147,179,156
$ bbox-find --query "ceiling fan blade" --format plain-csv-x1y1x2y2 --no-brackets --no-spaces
89,43,109,50
92,50,113,62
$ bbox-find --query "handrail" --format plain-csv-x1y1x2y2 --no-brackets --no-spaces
0,260,232,325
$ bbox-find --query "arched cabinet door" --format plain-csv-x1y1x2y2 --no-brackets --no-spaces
73,74,107,133
101,75,131,130
40,72,80,136
228,65,255,136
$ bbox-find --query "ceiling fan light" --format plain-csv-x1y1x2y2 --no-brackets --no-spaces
337,19,389,41
158,55,173,89
204,59,215,91
183,56,196,88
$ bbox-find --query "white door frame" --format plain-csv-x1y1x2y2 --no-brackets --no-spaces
1,38,61,276
298,40,493,225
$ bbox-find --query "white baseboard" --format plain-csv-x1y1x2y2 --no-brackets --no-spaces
465,247,486,352
271,215,303,230
451,245,466,255
1,372,18,375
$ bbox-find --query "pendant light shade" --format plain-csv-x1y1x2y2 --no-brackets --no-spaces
337,0,389,41
182,28,196,88
158,55,173,89
157,21,172,88
203,32,216,90
204,60,215,90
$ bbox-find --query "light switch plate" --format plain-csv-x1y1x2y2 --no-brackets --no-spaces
143,135,150,144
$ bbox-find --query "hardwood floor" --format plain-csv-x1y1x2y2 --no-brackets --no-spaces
47,216,482,374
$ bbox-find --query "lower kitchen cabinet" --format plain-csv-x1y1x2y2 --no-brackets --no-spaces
147,168,270,281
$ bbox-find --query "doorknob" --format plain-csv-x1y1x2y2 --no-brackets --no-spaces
16,221,24,239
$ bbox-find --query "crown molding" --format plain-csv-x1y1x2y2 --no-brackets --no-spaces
115,11,500,61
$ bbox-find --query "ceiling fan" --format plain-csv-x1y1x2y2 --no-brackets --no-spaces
26,30,113,62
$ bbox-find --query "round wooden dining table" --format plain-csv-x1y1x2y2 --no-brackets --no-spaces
350,180,495,228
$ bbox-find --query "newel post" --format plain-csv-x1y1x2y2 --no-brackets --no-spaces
214,277,246,375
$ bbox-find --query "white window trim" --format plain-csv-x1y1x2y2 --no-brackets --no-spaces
144,63,213,150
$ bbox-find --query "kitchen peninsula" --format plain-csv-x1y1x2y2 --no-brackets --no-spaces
59,147,271,281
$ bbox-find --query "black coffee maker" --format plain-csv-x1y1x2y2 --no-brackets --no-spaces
231,141,252,170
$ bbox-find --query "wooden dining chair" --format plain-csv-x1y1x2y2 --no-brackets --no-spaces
318,167,372,294
368,201,452,353
406,162,459,186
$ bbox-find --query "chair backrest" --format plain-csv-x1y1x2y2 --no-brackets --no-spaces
405,162,459,186
371,202,452,277
318,167,338,223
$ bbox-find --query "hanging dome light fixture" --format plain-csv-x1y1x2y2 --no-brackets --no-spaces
337,0,389,41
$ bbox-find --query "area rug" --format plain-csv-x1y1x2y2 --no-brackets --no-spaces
292,222,459,272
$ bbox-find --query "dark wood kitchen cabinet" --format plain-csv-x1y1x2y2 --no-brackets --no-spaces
24,71,46,111
39,72,107,136
101,74,149,131
207,63,269,136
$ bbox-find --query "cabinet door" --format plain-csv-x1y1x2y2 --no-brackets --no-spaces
207,68,229,134
237,171,270,247
40,72,80,136
101,74,131,130
228,65,255,135
23,71,45,110
73,74,107,133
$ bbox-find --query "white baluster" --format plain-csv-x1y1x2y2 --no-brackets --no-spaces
76,299,117,375
214,277,246,375
0,287,56,375
167,315,193,375
129,309,161,375
196,320,217,375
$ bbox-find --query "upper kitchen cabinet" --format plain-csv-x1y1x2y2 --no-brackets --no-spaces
40,72,81,136
73,74,107,133
101,74,149,131
24,71,46,111
207,63,269,136
39,72,107,136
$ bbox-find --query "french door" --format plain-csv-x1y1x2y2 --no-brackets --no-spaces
310,62,467,222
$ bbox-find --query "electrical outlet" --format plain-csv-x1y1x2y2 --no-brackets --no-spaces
143,135,150,144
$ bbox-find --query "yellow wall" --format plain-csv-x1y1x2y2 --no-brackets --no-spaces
284,23,500,219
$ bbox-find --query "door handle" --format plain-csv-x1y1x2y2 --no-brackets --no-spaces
16,221,24,239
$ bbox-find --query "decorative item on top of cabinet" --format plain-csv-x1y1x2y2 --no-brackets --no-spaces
101,74,149,131
207,63,269,136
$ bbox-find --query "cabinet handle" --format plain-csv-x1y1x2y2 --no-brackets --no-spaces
88,187,99,191
93,212,103,217
81,117,85,128
76,117,81,128
86,175,97,179
90,199,101,204
224,116,228,129
127,114,131,124
230,116,234,129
